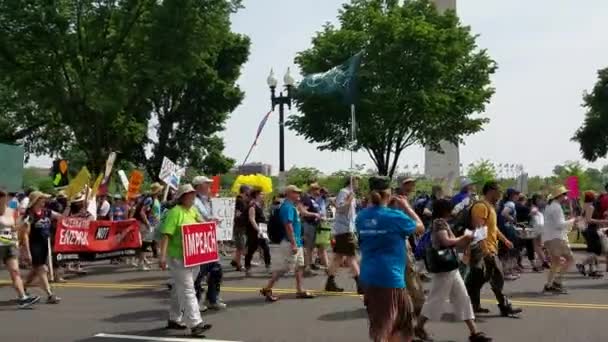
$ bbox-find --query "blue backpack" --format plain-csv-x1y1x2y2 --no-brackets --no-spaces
414,230,432,260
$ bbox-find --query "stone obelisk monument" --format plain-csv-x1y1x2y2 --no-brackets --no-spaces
424,0,460,183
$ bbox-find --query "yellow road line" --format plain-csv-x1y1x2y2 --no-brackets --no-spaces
2,280,608,310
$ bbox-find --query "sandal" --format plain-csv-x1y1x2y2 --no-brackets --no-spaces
295,291,315,299
260,288,279,302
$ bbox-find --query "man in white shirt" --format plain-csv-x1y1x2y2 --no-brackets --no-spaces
192,175,226,311
542,186,576,294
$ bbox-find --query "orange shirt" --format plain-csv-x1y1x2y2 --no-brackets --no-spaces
471,200,499,256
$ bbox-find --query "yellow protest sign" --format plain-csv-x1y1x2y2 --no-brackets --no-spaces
127,170,144,200
66,167,91,200
91,173,104,197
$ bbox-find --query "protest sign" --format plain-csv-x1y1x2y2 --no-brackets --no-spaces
127,170,144,199
211,197,236,241
103,152,116,184
0,143,24,193
181,222,219,267
159,157,181,190
66,167,91,200
117,170,129,190
92,173,104,197
211,175,221,197
53,218,141,261
52,159,69,188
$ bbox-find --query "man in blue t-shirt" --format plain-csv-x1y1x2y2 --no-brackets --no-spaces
260,185,314,302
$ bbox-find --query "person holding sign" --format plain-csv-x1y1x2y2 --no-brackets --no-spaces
260,185,315,302
192,176,226,311
20,191,70,304
245,189,271,276
158,184,212,337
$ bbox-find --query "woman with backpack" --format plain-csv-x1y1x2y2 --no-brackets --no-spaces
415,199,492,342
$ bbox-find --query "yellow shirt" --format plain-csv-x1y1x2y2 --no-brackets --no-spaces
471,200,499,256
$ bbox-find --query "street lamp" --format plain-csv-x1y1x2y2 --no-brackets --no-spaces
267,68,295,175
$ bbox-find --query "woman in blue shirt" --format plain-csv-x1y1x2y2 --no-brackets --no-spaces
356,177,423,342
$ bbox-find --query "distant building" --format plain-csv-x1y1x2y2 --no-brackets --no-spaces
237,163,272,176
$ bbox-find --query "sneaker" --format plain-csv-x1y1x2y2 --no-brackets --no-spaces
251,261,260,267
499,304,522,317
167,320,187,330
552,282,568,294
470,332,493,342
47,294,61,304
190,322,212,337
140,264,151,271
543,284,561,293
310,264,321,271
18,295,41,309
205,300,227,310
504,274,519,281
474,307,490,314
199,302,208,312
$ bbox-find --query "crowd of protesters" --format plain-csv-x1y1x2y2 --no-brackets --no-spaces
4,173,608,341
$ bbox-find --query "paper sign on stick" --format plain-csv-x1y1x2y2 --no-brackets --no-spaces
117,170,129,191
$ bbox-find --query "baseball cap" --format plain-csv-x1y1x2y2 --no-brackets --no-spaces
192,176,213,186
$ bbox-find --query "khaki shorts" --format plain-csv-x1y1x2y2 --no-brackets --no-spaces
0,245,19,263
274,241,304,273
545,239,573,258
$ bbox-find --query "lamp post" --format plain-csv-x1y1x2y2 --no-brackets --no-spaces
267,68,295,175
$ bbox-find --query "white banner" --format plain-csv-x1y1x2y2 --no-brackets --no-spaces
211,197,236,241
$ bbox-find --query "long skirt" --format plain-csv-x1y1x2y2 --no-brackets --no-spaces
364,287,414,342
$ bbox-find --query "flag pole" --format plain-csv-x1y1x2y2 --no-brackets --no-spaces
350,103,355,191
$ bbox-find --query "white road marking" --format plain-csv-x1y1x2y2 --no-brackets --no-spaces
94,333,241,342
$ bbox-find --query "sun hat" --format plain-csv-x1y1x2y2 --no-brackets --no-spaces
192,176,213,186
401,177,416,185
175,184,197,199
285,185,303,194
550,186,568,200
72,192,87,203
28,191,52,208
150,182,164,194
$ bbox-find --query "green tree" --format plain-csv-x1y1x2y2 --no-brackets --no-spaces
466,159,497,186
285,167,321,187
289,0,496,177
573,68,608,161
0,0,248,175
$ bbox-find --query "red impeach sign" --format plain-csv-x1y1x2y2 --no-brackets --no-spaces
182,222,219,268
54,218,142,256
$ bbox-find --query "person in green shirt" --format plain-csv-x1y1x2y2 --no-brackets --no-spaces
159,184,212,338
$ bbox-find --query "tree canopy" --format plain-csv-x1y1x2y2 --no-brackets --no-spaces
0,0,249,176
573,68,608,162
289,0,496,177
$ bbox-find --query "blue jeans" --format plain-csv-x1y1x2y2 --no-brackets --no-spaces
194,262,222,304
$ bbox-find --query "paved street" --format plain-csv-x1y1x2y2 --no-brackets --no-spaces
1,252,607,342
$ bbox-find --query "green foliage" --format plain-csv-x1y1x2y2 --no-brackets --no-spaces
573,68,608,161
289,0,496,177
285,167,322,187
466,159,497,186
0,0,248,175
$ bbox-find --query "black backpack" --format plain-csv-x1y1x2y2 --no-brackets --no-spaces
451,200,482,236
267,204,285,244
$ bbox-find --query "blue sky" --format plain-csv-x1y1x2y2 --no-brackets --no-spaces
26,0,608,176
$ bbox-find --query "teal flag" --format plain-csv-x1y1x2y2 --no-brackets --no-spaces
0,143,24,192
296,52,362,105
